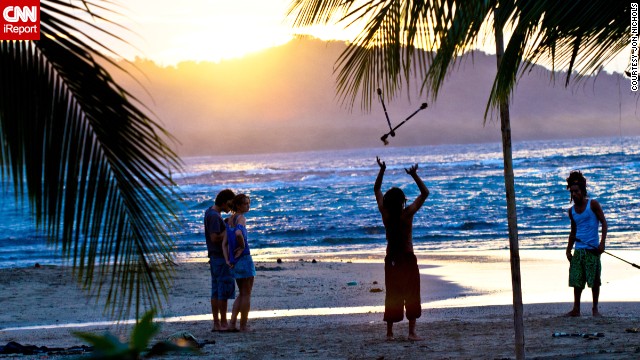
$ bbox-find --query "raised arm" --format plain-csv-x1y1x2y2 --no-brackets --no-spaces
374,157,386,213
404,164,429,215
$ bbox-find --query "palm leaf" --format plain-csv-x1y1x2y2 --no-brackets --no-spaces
287,0,631,113
0,0,182,319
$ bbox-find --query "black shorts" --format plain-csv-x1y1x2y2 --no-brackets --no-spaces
384,253,421,322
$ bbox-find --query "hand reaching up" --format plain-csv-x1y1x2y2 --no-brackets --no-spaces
405,163,419,176
376,156,386,171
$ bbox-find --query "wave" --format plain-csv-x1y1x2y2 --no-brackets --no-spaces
188,200,214,210
442,221,497,231
319,237,382,245
3,136,640,269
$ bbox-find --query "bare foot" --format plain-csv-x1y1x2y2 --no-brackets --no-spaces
564,310,580,317
592,308,602,317
386,333,394,341
211,319,234,332
408,333,423,341
237,319,251,332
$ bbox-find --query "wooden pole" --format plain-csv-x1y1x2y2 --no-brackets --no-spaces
494,7,525,360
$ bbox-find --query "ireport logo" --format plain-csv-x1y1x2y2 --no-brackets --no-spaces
1,0,40,40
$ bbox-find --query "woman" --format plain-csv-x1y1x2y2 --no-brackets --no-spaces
374,157,429,341
223,193,256,331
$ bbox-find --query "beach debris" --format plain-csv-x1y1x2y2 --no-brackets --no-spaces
583,335,602,340
552,332,604,338
34,262,41,268
625,328,640,333
167,331,199,348
370,288,383,293
147,340,203,358
148,331,215,357
300,348,319,354
347,281,358,286
373,281,378,285
312,259,317,263
75,309,199,359
0,342,92,356
277,258,283,264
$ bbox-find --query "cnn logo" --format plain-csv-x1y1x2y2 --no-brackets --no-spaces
1,0,40,40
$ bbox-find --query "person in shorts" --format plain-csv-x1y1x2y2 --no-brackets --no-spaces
564,171,607,317
205,189,236,331
374,157,429,341
224,193,256,332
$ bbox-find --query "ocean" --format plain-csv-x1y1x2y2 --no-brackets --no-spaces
1,136,639,268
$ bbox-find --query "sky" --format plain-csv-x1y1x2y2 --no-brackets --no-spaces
99,0,630,73
106,0,362,65
90,1,637,156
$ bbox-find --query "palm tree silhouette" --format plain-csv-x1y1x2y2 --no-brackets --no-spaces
287,1,629,358
1,0,182,319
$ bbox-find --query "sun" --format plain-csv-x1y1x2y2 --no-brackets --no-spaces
105,0,365,65
100,0,292,64
163,1,296,63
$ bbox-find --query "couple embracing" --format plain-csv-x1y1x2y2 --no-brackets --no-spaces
204,189,256,332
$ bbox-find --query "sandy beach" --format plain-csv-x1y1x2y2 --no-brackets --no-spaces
1,249,639,359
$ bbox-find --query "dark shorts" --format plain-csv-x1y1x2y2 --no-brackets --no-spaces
384,253,421,322
210,257,235,300
569,249,602,289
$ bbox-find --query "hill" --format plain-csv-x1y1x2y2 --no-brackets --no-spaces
109,38,639,156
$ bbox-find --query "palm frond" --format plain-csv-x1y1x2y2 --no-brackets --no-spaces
425,0,495,100
287,0,630,114
286,0,354,28
290,0,442,109
515,0,628,78
486,0,629,112
0,0,182,319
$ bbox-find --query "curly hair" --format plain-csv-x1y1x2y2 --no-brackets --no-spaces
566,170,587,198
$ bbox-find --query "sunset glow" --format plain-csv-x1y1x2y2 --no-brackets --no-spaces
100,0,628,71
104,0,290,64
102,0,362,65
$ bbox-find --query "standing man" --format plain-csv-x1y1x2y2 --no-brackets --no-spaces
205,189,236,331
565,171,607,317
